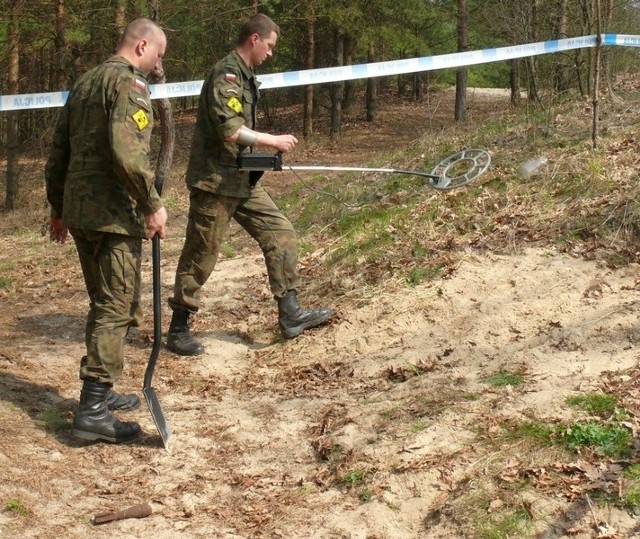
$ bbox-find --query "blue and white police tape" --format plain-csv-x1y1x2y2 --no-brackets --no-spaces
3,34,640,112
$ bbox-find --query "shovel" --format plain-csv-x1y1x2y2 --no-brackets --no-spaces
143,61,174,451
142,232,171,450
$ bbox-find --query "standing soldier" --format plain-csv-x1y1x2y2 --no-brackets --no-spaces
166,13,333,356
45,18,168,443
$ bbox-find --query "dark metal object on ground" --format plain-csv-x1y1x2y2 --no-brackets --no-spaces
237,148,491,191
93,502,152,525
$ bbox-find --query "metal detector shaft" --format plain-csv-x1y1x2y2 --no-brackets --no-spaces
287,165,440,180
142,233,172,450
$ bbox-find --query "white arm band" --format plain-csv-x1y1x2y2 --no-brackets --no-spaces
236,126,259,146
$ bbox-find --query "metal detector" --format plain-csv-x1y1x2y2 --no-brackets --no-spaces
237,148,491,190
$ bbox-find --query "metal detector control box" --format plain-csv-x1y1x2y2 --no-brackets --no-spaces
237,152,283,171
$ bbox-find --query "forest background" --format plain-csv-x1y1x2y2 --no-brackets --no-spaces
2,0,640,210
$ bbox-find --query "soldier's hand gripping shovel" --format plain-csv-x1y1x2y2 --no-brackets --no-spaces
144,61,174,450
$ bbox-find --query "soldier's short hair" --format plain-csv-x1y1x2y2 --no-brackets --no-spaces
119,18,163,48
237,14,280,45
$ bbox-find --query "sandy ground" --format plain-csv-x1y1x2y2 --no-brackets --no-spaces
3,87,640,538
3,231,640,537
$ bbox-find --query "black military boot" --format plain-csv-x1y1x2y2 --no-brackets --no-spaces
166,309,205,356
278,290,334,339
105,388,141,412
71,380,141,443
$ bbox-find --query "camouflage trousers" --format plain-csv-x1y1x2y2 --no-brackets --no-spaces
168,185,301,313
70,228,142,384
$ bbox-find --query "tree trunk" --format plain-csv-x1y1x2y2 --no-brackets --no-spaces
114,0,127,37
454,0,468,124
509,59,521,107
55,0,68,91
329,29,343,140
592,0,602,150
149,4,175,189
5,0,22,211
525,0,540,103
366,42,376,122
342,35,355,110
303,15,315,140
150,62,175,191
553,0,569,94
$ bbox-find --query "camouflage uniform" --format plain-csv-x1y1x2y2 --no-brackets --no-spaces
45,56,162,384
169,50,301,314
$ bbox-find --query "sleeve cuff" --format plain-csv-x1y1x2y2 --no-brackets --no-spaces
139,193,163,216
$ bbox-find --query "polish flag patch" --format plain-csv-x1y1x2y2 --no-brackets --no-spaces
134,78,147,90
225,73,237,82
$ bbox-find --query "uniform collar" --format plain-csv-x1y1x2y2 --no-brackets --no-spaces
231,50,255,80
106,55,148,80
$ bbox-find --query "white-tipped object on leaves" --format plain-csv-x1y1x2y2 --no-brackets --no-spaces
518,156,548,179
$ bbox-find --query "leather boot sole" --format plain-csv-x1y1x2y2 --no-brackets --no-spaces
71,426,140,444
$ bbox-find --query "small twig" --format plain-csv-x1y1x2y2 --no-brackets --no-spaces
585,494,603,532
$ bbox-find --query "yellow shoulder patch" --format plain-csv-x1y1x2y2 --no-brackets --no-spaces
227,97,243,114
132,109,149,130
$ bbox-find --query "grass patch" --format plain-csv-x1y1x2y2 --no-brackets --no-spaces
501,420,555,445
342,469,366,486
0,276,11,288
4,498,29,516
558,421,632,457
483,370,525,388
35,409,72,431
476,506,532,539
565,393,626,419
501,417,632,458
406,265,444,287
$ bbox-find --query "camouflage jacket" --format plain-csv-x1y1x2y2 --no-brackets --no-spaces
45,56,162,237
186,50,260,197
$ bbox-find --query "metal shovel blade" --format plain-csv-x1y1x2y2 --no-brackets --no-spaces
143,234,171,450
143,386,172,449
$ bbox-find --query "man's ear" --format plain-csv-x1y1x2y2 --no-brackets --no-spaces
137,38,148,56
249,33,260,46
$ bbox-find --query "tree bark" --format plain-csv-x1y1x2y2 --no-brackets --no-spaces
525,0,540,103
509,59,521,107
54,0,68,91
342,35,355,110
553,0,569,94
303,15,315,140
149,3,175,190
592,0,602,150
454,0,468,124
366,41,377,122
5,0,23,211
329,29,344,140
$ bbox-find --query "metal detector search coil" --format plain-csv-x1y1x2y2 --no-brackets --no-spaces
237,149,491,190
